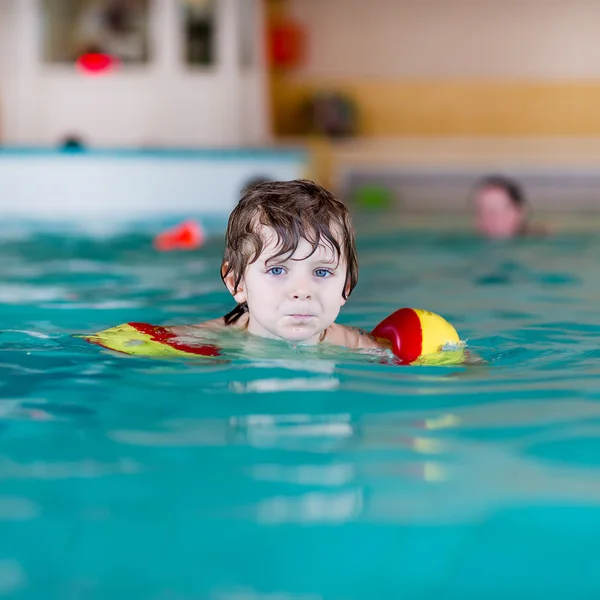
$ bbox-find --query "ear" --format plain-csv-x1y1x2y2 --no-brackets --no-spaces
340,282,350,307
222,263,247,304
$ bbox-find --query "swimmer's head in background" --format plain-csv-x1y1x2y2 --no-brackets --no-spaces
473,174,527,239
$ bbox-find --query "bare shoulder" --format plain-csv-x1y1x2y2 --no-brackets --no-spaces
325,323,388,351
166,313,249,336
166,317,226,336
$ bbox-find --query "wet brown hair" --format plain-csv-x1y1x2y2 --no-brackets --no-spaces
221,179,359,325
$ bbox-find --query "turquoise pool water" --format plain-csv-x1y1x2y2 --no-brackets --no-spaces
2,216,600,599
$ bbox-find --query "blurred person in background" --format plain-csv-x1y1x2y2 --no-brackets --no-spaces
473,174,546,239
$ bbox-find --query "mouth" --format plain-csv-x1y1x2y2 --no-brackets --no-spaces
286,314,316,322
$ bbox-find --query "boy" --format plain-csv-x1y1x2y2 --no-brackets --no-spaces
169,179,386,352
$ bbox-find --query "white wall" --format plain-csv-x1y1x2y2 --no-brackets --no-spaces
0,1,13,80
0,150,307,219
0,0,270,147
288,0,600,79
0,0,19,141
238,0,271,146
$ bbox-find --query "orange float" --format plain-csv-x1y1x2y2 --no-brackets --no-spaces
153,220,204,252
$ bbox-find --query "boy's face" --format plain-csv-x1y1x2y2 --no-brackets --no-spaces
475,185,525,239
226,226,348,344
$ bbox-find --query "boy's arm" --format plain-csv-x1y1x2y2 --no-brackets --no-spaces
326,324,390,351
166,318,225,336
167,313,248,336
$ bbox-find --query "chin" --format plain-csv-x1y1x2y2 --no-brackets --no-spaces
281,327,319,343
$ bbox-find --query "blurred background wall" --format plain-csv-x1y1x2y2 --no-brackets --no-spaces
4,0,600,217
271,0,600,137
5,0,600,144
0,0,269,147
265,0,600,214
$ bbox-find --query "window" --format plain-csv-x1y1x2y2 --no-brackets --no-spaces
42,0,150,64
181,0,216,66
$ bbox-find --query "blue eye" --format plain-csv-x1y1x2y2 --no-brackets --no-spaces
267,266,285,275
314,268,332,278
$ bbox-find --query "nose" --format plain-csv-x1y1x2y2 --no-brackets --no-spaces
289,275,312,301
292,290,311,301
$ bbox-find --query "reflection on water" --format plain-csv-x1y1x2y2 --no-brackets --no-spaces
103,397,600,526
2,227,600,596
0,560,27,596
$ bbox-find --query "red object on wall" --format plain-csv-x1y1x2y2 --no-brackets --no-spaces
76,53,118,75
269,20,305,68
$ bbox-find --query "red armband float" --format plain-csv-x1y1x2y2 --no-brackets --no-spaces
371,308,461,364
85,322,220,358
